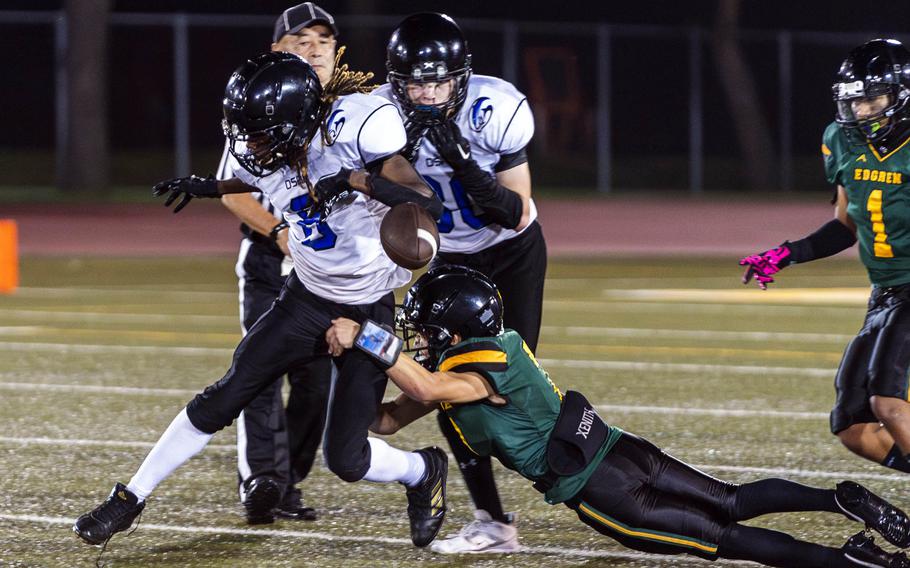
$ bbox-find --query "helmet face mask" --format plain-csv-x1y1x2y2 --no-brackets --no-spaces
386,13,472,126
222,52,323,177
389,66,472,127
395,313,452,370
832,38,910,145
222,121,304,177
396,265,503,370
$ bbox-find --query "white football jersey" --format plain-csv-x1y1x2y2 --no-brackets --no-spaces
374,75,537,253
231,93,411,304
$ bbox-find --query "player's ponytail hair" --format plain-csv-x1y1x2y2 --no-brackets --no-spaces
296,46,378,192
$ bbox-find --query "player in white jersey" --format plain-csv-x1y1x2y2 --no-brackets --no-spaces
374,12,548,554
74,53,449,551
216,1,339,526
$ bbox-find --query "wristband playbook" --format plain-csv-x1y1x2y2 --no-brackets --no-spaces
354,319,403,369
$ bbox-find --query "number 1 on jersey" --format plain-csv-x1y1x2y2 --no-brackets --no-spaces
867,189,894,258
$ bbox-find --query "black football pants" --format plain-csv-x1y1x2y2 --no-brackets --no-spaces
187,269,393,483
831,284,910,434
235,240,331,497
433,221,547,519
568,433,856,567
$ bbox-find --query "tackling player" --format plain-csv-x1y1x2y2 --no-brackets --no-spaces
326,265,910,568
373,13,547,553
741,39,910,477
73,53,447,550
216,1,339,526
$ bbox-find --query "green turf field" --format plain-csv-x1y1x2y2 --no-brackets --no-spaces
0,256,903,567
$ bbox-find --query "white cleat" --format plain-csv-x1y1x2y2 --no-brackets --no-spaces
430,509,520,554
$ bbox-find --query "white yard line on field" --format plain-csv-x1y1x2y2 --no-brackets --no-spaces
0,341,231,356
11,287,237,301
0,340,837,376
0,513,797,564
692,464,906,483
541,325,852,343
4,432,900,483
0,308,236,325
0,319,852,343
0,436,235,451
0,380,829,420
602,287,870,306
595,404,827,420
538,358,835,378
543,299,862,316
0,326,42,335
0,382,199,397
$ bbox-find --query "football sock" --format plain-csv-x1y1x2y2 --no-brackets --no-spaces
362,437,426,486
717,523,856,567
730,478,840,521
458,457,507,522
127,407,214,501
437,411,507,522
881,444,910,473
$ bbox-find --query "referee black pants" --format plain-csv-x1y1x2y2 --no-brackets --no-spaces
235,240,331,496
187,270,393,483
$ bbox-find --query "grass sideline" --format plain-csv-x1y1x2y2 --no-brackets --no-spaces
0,256,902,567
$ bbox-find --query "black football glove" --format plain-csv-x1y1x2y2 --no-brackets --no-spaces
313,168,354,212
152,174,220,214
401,120,429,164
426,121,474,172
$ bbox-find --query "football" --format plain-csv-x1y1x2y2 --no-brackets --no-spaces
380,203,440,269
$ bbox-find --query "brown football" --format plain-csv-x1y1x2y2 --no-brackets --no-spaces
380,203,440,269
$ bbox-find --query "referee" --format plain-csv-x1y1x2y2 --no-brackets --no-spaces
217,2,339,524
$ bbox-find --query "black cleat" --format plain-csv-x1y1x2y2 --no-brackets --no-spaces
404,446,448,547
73,483,145,546
837,481,910,548
843,531,910,567
243,476,281,525
274,488,317,521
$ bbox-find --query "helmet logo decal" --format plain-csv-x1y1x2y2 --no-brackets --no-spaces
478,307,494,325
430,300,446,315
412,61,449,80
838,81,864,98
265,104,275,116
470,97,493,132
325,109,345,146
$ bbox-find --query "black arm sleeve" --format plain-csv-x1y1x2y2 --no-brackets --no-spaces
368,175,444,221
451,160,523,230
494,147,528,173
785,219,857,264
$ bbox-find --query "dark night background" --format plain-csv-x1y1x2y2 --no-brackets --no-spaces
1,1,907,192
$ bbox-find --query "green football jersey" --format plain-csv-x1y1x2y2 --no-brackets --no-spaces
435,330,622,504
823,121,910,287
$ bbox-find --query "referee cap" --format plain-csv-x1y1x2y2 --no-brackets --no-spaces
273,2,339,43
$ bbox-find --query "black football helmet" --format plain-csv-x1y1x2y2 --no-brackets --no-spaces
833,38,910,145
222,52,323,177
386,13,472,126
396,265,503,370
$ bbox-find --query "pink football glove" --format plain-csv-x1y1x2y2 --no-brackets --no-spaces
739,245,792,290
